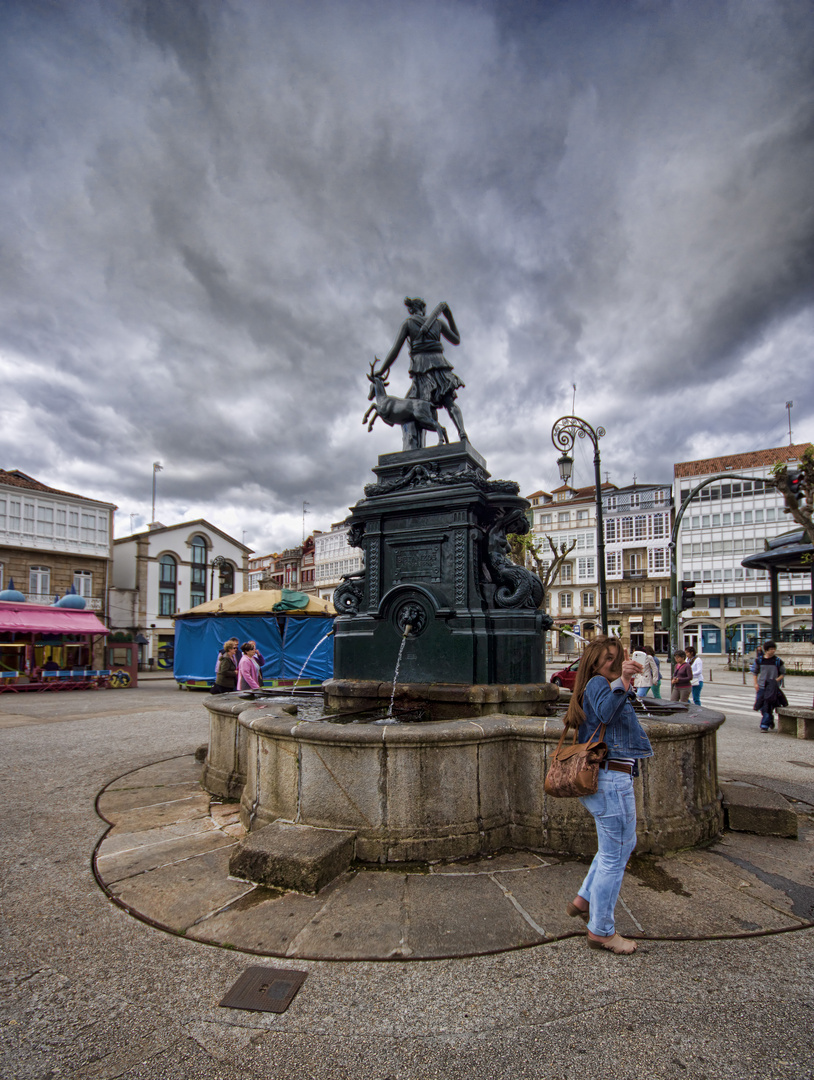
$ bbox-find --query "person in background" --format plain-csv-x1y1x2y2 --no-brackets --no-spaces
633,647,659,698
238,641,261,690
685,646,703,705
644,644,662,699
752,640,786,731
212,642,238,694
248,640,265,687
215,637,239,676
670,650,692,702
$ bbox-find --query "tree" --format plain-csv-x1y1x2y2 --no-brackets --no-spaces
507,532,577,609
766,446,814,554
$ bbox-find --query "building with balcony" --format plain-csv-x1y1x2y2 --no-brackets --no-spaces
260,535,317,595
248,553,277,591
674,443,813,653
602,482,672,651
110,521,251,664
0,469,115,618
314,522,364,603
528,483,614,651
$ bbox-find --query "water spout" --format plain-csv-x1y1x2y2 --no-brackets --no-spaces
384,625,412,720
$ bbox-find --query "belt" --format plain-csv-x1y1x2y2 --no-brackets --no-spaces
599,760,633,775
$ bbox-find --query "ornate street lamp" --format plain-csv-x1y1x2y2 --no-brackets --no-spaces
210,554,227,602
551,416,608,635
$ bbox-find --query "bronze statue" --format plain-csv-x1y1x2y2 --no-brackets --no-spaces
372,297,467,450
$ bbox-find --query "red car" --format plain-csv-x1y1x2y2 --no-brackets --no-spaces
549,658,580,689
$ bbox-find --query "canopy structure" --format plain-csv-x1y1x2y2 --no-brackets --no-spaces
0,601,110,636
177,589,334,617
174,590,335,685
741,528,814,640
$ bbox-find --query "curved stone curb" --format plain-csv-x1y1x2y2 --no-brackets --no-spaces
93,756,814,962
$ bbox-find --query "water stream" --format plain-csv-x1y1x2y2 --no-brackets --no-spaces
292,629,334,686
382,625,412,722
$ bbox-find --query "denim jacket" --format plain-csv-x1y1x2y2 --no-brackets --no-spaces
576,675,654,761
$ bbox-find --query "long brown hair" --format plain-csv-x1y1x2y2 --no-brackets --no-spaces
563,635,624,729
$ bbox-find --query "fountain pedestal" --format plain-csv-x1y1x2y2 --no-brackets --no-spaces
332,443,548,686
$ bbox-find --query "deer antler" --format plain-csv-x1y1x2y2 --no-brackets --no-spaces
369,358,388,386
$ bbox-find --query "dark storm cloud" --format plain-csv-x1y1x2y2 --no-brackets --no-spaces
1,0,813,548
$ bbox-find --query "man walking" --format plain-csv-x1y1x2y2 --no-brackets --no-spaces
752,640,786,731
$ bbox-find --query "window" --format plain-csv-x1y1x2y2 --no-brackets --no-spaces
652,514,666,538
781,594,794,607
754,510,763,523
0,500,5,531
56,509,66,537
73,570,92,597
744,511,752,524
702,515,710,527
577,510,589,522
29,565,50,595
606,552,618,573
218,562,235,597
23,503,35,534
708,596,721,608
159,555,177,616
539,513,551,526
608,588,620,607
654,490,665,504
733,512,742,525
712,514,720,526
190,535,207,607
630,587,642,608
654,585,667,602
37,506,54,537
605,520,616,542
649,548,667,573
691,516,700,529
577,557,595,579
558,512,570,525
560,592,572,611
81,514,96,542
560,564,572,583
794,594,811,605
68,512,79,539
9,500,21,533
621,518,633,541
724,596,738,608
582,591,595,609
634,516,647,540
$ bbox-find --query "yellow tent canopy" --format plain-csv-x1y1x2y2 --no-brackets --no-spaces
177,589,334,617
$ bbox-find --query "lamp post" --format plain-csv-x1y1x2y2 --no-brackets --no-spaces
210,555,226,602
551,416,608,635
151,461,163,525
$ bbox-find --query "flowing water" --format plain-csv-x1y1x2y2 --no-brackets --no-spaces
293,629,334,686
383,628,411,721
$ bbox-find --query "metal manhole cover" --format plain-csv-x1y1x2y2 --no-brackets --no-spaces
219,966,307,1013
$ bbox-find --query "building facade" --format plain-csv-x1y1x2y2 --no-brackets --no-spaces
0,469,115,617
314,522,364,603
110,520,250,664
248,553,276,591
675,444,813,653
603,482,672,651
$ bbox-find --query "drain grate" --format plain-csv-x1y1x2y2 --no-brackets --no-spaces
219,966,307,1013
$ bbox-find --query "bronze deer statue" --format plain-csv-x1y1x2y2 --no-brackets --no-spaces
363,361,449,445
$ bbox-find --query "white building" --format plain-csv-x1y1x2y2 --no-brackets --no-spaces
674,444,812,653
528,484,608,650
248,553,276,591
314,522,364,603
603,482,672,651
110,520,251,664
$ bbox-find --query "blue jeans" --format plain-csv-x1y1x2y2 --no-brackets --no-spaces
578,771,638,937
760,704,774,729
691,682,703,705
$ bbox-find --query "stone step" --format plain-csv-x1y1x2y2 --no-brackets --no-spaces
229,820,356,894
720,781,798,839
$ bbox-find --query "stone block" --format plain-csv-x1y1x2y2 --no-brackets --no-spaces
229,820,356,893
721,781,798,839
776,710,798,737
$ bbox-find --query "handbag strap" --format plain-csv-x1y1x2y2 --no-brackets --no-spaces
554,721,606,755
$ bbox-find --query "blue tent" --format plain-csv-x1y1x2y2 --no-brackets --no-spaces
174,593,334,685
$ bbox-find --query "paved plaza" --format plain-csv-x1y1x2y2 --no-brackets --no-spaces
1,670,813,1079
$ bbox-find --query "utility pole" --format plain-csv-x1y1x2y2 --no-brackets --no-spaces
302,501,310,543
786,401,794,446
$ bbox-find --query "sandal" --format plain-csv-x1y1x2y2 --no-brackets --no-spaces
587,933,637,954
566,901,589,922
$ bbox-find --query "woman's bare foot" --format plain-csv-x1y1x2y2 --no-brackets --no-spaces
587,932,637,954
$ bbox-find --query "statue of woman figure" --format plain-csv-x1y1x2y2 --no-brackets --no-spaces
375,297,467,449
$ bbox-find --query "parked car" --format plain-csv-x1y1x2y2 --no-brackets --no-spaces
549,658,580,689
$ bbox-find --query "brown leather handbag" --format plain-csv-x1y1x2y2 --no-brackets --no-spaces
544,723,607,798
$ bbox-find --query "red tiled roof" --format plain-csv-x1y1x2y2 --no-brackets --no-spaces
0,469,116,508
674,443,812,479
525,489,552,500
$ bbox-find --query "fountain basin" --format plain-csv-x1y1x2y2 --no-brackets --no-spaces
204,695,726,862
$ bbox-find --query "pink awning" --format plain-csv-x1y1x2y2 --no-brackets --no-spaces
0,601,110,635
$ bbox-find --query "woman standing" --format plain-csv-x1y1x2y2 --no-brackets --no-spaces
237,641,261,691
685,646,703,705
671,650,693,702
212,642,238,694
564,636,653,955
633,647,659,698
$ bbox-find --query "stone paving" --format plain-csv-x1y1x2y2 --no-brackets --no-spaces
2,681,814,1079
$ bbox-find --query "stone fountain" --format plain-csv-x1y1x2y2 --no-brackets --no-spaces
202,297,724,890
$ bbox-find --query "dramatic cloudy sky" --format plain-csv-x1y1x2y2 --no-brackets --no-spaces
2,0,813,552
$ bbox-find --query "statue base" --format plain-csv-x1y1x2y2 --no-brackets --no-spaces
333,443,547,686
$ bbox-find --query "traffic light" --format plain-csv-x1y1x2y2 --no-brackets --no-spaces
680,580,696,611
788,470,805,501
